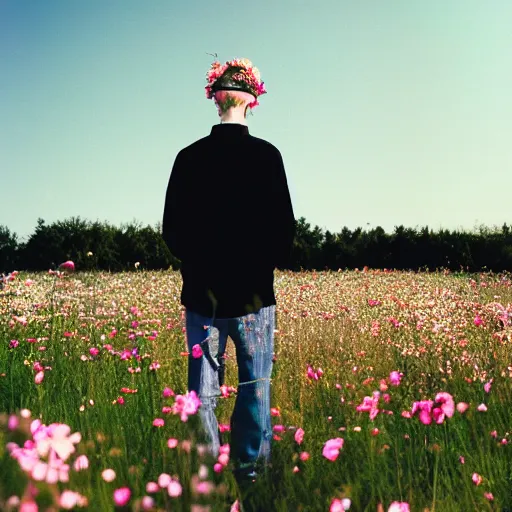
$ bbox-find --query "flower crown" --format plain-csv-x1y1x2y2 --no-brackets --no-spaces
205,57,266,109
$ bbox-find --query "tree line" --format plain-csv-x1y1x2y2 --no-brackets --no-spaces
1,217,512,273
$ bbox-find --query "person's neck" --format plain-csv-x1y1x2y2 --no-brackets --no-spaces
220,109,247,126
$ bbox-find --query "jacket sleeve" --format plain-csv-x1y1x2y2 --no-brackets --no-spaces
162,151,188,262
270,150,296,269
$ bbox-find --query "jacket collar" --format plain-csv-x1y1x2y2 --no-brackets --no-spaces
210,123,249,136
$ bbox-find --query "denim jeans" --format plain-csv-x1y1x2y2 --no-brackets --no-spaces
185,305,275,474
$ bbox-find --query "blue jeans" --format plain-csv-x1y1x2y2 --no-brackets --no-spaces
185,305,275,473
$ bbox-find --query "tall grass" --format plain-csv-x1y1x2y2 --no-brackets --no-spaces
1,269,511,511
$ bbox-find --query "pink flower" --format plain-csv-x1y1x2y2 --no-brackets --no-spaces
163,387,174,398
167,438,179,449
484,492,494,501
146,481,159,493
158,473,172,488
295,428,304,445
172,391,201,422
102,468,116,482
167,480,182,497
356,392,380,420
89,347,99,357
8,415,19,431
322,438,344,461
34,371,45,385
214,462,224,473
388,502,410,512
152,418,165,427
411,400,434,425
472,473,483,486
73,454,89,471
113,487,131,506
456,402,469,414
477,404,487,412
432,392,455,424
330,498,352,511
19,500,38,512
299,451,310,461
474,315,483,326
389,371,402,386
191,344,203,359
484,380,492,393
141,496,155,510
59,260,75,271
273,424,285,433
60,490,88,509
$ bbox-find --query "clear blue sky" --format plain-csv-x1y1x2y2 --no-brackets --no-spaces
1,0,511,242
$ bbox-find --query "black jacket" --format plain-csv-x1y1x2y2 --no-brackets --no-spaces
162,123,295,318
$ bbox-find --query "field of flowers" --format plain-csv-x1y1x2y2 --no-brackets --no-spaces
1,266,512,511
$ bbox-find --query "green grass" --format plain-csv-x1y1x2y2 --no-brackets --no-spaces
1,269,511,511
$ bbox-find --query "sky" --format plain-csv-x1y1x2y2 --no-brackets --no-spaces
1,0,511,243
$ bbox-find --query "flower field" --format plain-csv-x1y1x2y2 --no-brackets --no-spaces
1,268,512,511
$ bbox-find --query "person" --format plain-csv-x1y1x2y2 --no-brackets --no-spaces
162,57,295,502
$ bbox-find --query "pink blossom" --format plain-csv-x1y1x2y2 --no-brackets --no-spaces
484,380,492,393
163,387,174,398
389,371,402,386
472,473,483,486
388,503,410,512
330,498,352,511
411,400,434,425
141,496,155,510
158,473,172,488
167,438,179,449
19,500,38,512
456,402,469,414
172,391,201,422
60,490,88,509
8,415,19,431
299,451,310,461
102,468,116,482
146,481,159,493
167,480,183,497
218,453,229,466
59,260,75,271
192,344,203,358
214,462,224,473
322,438,344,461
73,454,89,471
113,487,131,506
474,315,483,326
273,424,285,433
153,418,165,427
356,392,380,420
484,493,494,501
477,404,487,412
34,371,45,385
89,347,99,357
295,428,304,445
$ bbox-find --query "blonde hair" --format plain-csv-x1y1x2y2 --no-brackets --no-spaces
213,90,255,117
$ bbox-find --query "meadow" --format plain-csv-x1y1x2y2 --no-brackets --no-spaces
1,266,511,511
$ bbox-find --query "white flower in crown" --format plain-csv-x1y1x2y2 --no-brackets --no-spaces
237,58,253,69
251,66,261,81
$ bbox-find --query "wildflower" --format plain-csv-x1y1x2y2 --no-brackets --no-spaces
388,503,410,512
152,418,165,427
73,454,89,471
102,468,116,482
163,387,174,398
330,498,352,511
192,344,203,358
172,391,201,422
432,392,455,424
295,428,304,445
146,482,159,493
270,407,280,416
299,451,310,461
472,473,483,486
389,371,402,386
167,438,179,448
322,438,344,461
411,400,434,425
484,493,494,501
59,260,75,271
477,404,488,412
356,392,380,420
158,473,172,488
484,380,492,393
113,487,131,506
456,402,469,413
60,490,88,509
168,479,183,497
89,347,99,357
141,496,155,510
474,315,483,326
34,371,45,385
